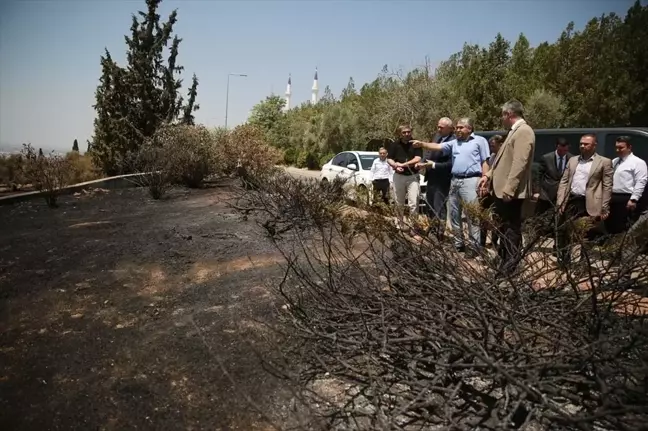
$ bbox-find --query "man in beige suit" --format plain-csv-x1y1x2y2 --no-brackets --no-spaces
555,133,613,267
478,100,535,275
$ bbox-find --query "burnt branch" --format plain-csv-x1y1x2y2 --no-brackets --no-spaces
234,172,648,430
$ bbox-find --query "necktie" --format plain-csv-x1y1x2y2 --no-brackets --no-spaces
558,157,563,174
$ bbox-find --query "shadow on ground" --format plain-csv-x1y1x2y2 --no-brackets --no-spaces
0,183,288,430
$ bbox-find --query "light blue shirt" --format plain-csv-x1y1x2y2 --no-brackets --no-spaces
440,133,490,176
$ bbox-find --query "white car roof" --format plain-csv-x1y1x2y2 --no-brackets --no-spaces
349,151,379,156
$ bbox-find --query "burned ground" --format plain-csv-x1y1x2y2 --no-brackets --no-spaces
0,183,290,430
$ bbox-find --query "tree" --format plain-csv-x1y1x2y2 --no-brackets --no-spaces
181,74,199,125
245,2,647,167
72,139,79,152
90,0,199,175
525,89,564,129
38,148,44,158
248,95,288,148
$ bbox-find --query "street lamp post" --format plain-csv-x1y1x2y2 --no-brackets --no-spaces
225,73,247,129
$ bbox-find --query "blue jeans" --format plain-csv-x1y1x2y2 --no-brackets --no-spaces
449,176,481,249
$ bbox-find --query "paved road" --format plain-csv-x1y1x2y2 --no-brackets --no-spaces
282,166,321,181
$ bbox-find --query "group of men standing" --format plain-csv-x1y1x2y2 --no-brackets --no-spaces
378,99,648,277
538,133,647,267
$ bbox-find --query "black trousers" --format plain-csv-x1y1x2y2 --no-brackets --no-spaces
535,199,557,237
479,194,498,248
605,193,632,235
493,197,524,274
556,196,604,266
425,182,449,238
372,179,390,205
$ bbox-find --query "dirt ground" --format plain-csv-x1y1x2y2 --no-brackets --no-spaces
0,183,291,430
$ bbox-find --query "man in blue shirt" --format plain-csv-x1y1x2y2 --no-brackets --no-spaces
413,117,490,256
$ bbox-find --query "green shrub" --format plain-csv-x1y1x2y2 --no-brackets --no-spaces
65,152,102,184
319,153,334,168
283,147,298,165
296,150,319,170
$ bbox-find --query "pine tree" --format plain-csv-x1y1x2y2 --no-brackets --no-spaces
182,74,199,125
38,148,44,158
72,139,79,152
91,0,199,175
86,140,92,153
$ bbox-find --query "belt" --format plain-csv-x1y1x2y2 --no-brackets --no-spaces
451,173,481,179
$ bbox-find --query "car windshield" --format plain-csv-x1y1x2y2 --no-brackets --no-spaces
359,155,378,170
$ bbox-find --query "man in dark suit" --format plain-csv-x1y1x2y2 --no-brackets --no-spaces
480,134,505,247
536,138,572,236
416,117,454,239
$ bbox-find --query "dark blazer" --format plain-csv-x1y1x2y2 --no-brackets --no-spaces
538,150,573,202
423,134,454,186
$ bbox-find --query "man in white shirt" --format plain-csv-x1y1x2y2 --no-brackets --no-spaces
606,136,648,234
370,147,393,205
555,134,613,267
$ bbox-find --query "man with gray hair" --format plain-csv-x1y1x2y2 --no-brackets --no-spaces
416,117,454,240
413,117,490,257
479,99,535,275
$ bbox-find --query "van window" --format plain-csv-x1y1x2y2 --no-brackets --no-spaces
604,133,648,162
534,134,556,162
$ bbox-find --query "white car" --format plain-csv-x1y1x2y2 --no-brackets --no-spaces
320,150,429,209
320,151,379,201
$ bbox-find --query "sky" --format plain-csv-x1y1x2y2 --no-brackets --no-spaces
0,0,638,152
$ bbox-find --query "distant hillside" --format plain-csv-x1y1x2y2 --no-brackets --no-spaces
0,143,65,155
0,143,25,154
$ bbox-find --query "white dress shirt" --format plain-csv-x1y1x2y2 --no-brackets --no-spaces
371,158,393,181
612,152,648,201
570,156,594,197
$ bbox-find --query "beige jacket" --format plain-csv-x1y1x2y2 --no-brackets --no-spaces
556,153,613,217
487,120,536,199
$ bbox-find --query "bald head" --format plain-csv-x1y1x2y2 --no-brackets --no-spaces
437,117,454,138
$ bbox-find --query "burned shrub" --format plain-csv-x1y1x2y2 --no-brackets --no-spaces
65,151,101,184
232,171,347,238
20,144,71,208
155,124,215,188
234,171,648,430
125,142,174,200
214,124,283,182
123,124,219,198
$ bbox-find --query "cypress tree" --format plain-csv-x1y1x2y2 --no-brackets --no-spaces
91,0,199,175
